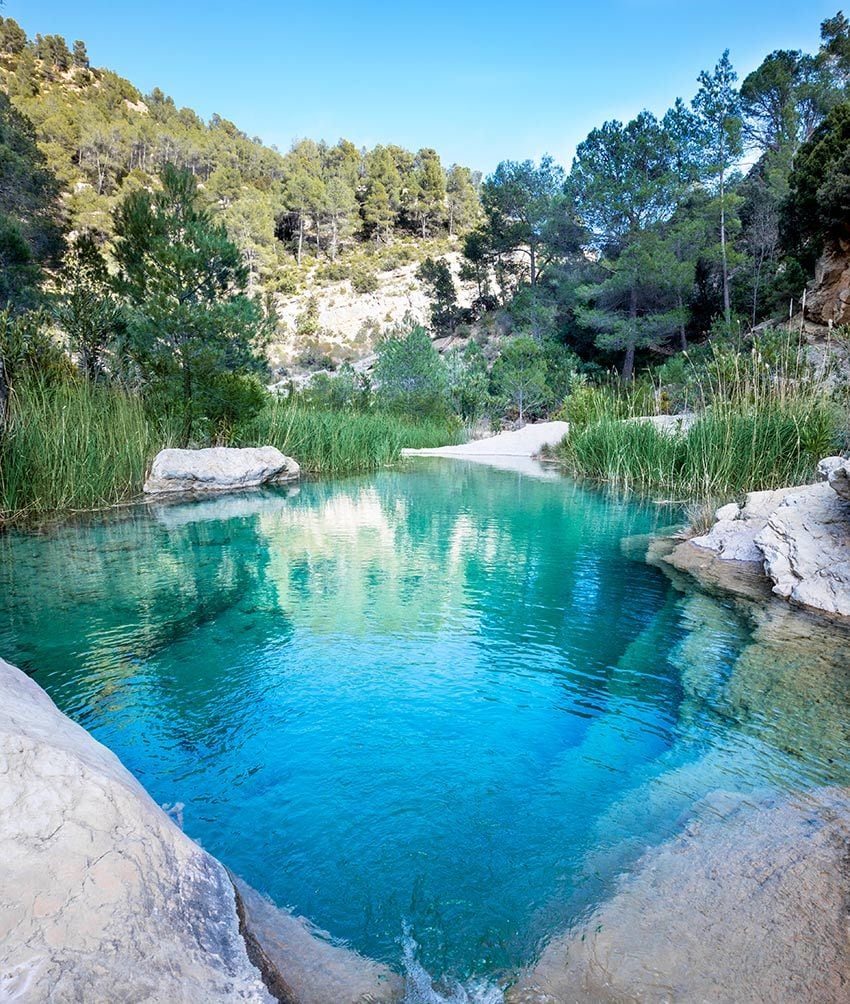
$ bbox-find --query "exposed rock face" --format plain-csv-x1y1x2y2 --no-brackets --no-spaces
806,238,850,326
0,657,275,1003
755,483,850,616
144,446,300,495
687,470,850,618
829,458,850,501
817,455,846,482
508,789,850,1004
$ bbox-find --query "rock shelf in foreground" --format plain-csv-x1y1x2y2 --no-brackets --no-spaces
144,446,300,495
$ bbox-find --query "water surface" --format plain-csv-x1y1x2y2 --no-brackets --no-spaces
1,461,849,990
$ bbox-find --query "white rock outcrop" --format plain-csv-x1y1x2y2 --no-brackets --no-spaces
144,446,300,495
755,483,850,616
828,458,850,502
691,487,801,563
686,464,850,618
0,656,275,1003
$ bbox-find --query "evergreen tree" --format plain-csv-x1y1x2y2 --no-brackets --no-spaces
112,164,268,443
54,235,122,380
692,51,743,324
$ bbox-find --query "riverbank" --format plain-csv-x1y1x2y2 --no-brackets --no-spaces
0,380,459,524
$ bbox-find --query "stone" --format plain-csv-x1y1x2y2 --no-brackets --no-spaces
0,657,274,1003
828,459,850,502
817,456,846,482
805,237,850,326
755,482,850,617
690,487,799,563
508,789,850,1004
623,413,696,435
144,446,300,495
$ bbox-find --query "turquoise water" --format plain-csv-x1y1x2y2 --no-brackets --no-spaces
1,460,849,992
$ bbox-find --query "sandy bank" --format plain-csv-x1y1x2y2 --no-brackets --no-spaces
402,421,569,460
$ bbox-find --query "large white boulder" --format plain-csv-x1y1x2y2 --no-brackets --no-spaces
144,446,300,495
755,482,850,617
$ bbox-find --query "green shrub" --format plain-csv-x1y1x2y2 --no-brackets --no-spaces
351,267,379,294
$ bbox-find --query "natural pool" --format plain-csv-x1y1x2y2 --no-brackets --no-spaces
2,460,850,997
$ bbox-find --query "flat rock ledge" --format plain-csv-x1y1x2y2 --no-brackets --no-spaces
683,457,850,617
144,446,300,495
0,656,399,1003
508,789,850,1003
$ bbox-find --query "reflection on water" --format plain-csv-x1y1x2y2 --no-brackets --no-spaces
1,460,849,986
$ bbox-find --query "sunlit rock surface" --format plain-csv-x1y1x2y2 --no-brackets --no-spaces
684,467,850,618
509,789,850,1004
144,446,300,495
756,482,850,616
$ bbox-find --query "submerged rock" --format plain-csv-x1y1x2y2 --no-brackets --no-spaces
144,446,300,495
509,789,850,1004
0,657,399,1003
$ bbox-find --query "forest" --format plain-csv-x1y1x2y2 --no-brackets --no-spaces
1,10,850,518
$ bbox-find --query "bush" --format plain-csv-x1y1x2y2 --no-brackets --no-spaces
351,266,379,294
373,323,448,417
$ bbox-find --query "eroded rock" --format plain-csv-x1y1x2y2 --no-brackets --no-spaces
755,482,850,617
828,459,850,502
690,487,799,562
144,446,300,495
805,238,850,326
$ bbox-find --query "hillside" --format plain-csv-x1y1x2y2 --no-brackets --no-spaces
0,15,483,369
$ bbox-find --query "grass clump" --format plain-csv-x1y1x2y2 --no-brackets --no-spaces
555,329,845,503
0,379,461,522
0,379,177,521
233,401,460,475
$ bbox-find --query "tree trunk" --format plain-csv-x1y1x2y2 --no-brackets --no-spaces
529,241,537,286
180,346,193,446
752,255,764,328
622,286,638,381
331,216,338,261
297,215,304,266
719,168,731,325
677,291,687,350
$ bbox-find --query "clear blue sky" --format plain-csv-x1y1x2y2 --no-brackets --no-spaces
8,0,840,173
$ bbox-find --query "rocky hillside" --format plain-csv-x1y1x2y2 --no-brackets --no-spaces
271,250,479,371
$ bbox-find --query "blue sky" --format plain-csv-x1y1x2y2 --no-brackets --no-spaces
8,0,839,173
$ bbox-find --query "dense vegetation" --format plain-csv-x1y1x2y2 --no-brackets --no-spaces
1,11,850,521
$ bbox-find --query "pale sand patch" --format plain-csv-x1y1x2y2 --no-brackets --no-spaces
402,422,569,460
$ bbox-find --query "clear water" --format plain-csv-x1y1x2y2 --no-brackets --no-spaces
2,460,849,993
